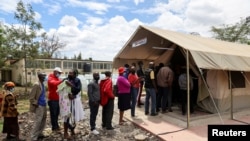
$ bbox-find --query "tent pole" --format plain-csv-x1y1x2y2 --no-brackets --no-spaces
229,71,233,119
186,50,190,128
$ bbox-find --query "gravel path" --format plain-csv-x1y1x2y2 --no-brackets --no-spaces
0,101,161,141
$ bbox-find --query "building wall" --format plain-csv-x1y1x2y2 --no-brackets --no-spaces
4,58,113,85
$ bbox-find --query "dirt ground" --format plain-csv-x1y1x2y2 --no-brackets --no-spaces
0,100,161,141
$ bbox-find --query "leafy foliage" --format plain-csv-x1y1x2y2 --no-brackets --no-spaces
211,17,250,45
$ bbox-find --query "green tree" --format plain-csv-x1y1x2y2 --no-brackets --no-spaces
14,0,42,92
77,52,82,60
0,23,7,66
211,17,250,45
0,24,20,66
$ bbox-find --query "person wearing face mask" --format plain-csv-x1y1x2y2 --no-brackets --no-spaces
47,67,64,132
87,72,101,135
1,82,25,141
100,71,115,130
128,66,141,117
29,72,47,141
63,69,83,138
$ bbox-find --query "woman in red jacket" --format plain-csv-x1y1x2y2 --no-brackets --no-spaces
100,71,115,130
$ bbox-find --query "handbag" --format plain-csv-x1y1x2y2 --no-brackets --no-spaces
113,84,118,97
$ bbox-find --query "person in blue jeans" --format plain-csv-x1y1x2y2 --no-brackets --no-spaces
144,62,158,116
128,66,141,117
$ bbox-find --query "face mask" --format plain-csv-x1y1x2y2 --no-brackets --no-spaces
94,76,100,81
56,73,60,78
9,88,15,92
68,75,73,80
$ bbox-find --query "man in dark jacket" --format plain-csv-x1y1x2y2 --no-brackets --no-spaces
87,72,101,135
63,69,82,139
136,61,144,107
144,62,158,116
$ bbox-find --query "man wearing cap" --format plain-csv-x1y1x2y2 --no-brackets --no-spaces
29,72,47,141
47,67,64,132
144,62,158,116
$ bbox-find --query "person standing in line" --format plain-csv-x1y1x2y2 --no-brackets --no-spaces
156,64,174,113
154,63,164,112
128,66,140,117
29,73,47,141
87,72,101,135
117,67,131,125
100,71,115,130
136,61,144,107
123,64,130,79
61,69,83,138
47,67,64,132
178,67,194,115
144,62,158,116
1,82,24,141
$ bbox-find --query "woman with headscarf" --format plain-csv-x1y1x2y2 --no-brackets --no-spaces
116,67,131,125
1,82,24,141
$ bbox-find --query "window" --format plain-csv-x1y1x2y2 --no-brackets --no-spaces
73,62,77,69
230,71,245,88
78,62,83,69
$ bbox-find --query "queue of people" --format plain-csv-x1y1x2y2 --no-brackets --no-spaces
0,62,196,140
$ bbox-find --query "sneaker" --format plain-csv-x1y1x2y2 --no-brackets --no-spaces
150,113,158,116
106,127,115,130
91,129,99,135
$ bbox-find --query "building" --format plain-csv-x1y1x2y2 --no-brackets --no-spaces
0,58,113,86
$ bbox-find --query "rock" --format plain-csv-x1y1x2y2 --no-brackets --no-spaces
0,102,161,141
134,134,148,141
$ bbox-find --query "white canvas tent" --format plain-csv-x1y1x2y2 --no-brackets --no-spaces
113,25,250,116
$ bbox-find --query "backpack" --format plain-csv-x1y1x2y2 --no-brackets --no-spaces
112,84,118,97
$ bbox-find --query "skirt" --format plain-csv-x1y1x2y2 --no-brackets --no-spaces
73,95,85,122
118,93,131,111
2,117,19,136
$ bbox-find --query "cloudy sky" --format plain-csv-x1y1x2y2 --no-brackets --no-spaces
0,0,249,61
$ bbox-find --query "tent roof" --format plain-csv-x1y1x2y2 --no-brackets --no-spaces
113,25,250,71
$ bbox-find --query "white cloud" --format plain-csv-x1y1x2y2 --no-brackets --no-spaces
54,15,142,60
34,11,42,21
134,0,144,6
0,0,19,13
60,15,79,27
107,0,120,3
45,2,61,15
86,17,104,26
67,0,111,14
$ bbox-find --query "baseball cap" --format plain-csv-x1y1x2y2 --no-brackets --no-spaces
54,67,62,73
